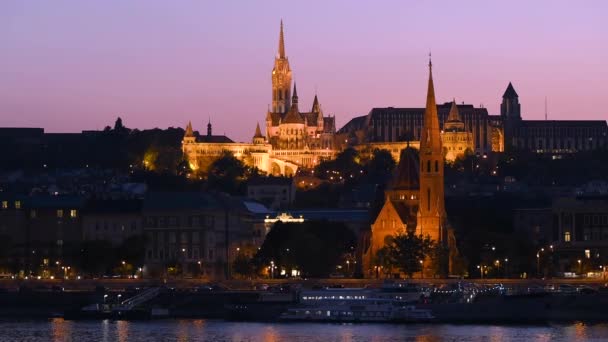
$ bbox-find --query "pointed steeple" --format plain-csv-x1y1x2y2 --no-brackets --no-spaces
420,54,441,153
254,122,263,138
311,94,320,113
184,121,194,137
283,83,304,124
447,99,461,122
278,20,286,58
503,82,518,99
444,99,465,132
207,118,212,137
292,82,298,105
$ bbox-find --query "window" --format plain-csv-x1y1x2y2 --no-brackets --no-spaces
30,210,36,218
435,160,439,172
427,188,431,211
14,201,21,209
564,231,571,242
585,249,591,259
426,160,431,173
1,201,6,209
70,209,77,218
57,209,64,218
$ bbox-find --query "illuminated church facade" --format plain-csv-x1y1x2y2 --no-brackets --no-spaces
182,22,338,176
362,59,458,277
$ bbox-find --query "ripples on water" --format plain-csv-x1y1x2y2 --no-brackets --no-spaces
0,319,607,342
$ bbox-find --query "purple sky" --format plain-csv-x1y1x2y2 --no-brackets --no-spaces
1,1,607,142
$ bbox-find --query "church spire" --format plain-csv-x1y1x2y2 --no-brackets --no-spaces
421,54,441,153
447,99,461,122
254,122,263,138
184,121,194,137
292,82,298,105
278,20,286,58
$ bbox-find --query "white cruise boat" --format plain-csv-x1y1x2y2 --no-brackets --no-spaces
280,298,434,323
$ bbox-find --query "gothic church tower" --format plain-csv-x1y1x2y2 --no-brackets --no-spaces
417,57,446,244
271,20,292,114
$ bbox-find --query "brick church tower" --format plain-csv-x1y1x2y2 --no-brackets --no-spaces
417,56,446,245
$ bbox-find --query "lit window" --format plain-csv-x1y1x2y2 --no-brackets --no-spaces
585,249,591,259
70,209,78,218
14,201,21,209
564,231,571,242
1,201,7,209
57,209,64,218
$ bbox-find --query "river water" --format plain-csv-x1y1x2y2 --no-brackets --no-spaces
1,319,607,341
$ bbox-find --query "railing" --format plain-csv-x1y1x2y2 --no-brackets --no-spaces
113,287,160,311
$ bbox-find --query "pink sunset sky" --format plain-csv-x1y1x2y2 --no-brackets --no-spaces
1,0,606,142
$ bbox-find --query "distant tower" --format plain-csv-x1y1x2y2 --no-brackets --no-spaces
271,20,292,114
252,122,265,144
501,82,521,151
183,121,195,144
207,119,212,137
417,56,446,244
442,100,473,162
501,82,521,120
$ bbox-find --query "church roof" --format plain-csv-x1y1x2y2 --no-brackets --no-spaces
388,147,419,190
196,135,234,143
283,83,304,124
283,107,304,124
503,82,518,99
390,200,418,229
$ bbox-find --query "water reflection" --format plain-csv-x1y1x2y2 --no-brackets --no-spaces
2,320,608,341
117,320,129,342
50,318,72,342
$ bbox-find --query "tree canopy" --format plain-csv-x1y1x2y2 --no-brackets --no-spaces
254,220,356,278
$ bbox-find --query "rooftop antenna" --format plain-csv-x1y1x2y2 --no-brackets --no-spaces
545,96,548,121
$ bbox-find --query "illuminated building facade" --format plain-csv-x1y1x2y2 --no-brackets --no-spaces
182,21,338,176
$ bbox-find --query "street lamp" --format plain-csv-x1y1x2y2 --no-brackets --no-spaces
504,258,509,278
536,253,540,278
477,265,483,279
578,259,582,275
419,260,424,279
270,261,275,279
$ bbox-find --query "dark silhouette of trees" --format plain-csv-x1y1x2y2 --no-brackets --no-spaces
254,220,356,278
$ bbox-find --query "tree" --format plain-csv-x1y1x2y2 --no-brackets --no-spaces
386,232,435,278
374,246,395,279
254,220,356,278
232,253,254,279
364,149,396,184
207,151,247,194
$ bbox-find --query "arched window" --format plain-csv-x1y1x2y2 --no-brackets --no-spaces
279,90,283,100
435,160,439,172
427,160,431,173
427,188,431,211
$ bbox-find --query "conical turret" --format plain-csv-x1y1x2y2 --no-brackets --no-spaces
444,100,465,132
184,121,194,137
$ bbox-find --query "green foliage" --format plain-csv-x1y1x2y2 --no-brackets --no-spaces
206,151,249,194
378,232,435,278
254,220,356,278
232,253,255,278
314,148,362,183
364,149,396,184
